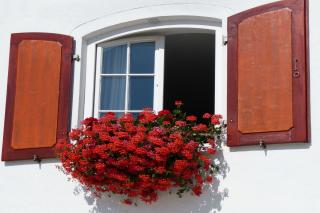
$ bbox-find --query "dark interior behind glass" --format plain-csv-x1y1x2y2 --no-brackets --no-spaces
163,33,215,118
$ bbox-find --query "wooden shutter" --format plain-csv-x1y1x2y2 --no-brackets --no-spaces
1,33,73,161
227,0,309,146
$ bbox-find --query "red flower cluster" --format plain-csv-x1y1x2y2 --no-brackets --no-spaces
55,101,224,204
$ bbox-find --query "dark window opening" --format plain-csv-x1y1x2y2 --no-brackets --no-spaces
163,33,215,119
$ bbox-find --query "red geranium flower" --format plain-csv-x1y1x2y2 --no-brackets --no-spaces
211,114,222,125
207,148,216,155
55,102,225,204
174,100,183,107
205,175,213,183
192,185,202,196
175,120,186,127
123,199,133,205
192,124,208,132
186,115,197,122
202,113,211,119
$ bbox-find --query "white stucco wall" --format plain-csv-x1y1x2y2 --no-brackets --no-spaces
0,0,320,213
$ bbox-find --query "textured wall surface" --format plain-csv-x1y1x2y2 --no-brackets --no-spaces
0,0,320,212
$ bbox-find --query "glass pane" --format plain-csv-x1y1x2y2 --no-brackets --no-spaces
130,42,155,73
100,77,126,110
99,112,124,118
102,44,127,74
116,112,124,118
128,76,154,110
131,112,140,119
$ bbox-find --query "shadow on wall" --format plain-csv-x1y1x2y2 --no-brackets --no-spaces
229,142,311,157
4,158,59,169
74,141,229,213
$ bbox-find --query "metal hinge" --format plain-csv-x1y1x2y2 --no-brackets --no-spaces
72,54,80,62
223,35,228,45
259,140,267,150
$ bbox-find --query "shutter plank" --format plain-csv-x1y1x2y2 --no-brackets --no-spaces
238,9,293,134
12,40,62,149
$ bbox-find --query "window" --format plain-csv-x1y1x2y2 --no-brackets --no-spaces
95,33,216,119
94,37,164,118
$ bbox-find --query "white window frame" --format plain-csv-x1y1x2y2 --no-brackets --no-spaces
94,36,165,118
76,23,223,128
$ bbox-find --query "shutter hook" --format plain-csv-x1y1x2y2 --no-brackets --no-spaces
33,154,42,164
259,140,267,150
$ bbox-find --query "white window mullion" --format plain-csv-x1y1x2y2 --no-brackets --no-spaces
128,73,155,76
99,110,127,112
100,74,127,76
124,42,130,114
99,110,142,113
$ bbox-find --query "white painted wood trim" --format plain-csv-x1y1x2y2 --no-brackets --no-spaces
81,22,223,123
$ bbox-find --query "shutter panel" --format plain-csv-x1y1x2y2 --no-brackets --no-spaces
2,33,73,161
227,0,309,146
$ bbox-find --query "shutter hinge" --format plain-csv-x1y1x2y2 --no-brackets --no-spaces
72,54,80,62
223,35,228,45
33,155,42,168
259,140,267,150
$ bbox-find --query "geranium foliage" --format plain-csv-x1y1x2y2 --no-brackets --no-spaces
55,101,225,204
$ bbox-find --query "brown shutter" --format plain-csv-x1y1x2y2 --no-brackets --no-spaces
2,33,73,161
227,0,309,146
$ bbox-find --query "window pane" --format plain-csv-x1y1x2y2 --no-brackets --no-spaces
131,112,140,119
130,42,155,73
102,44,127,74
128,76,154,110
100,77,126,110
99,112,124,118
